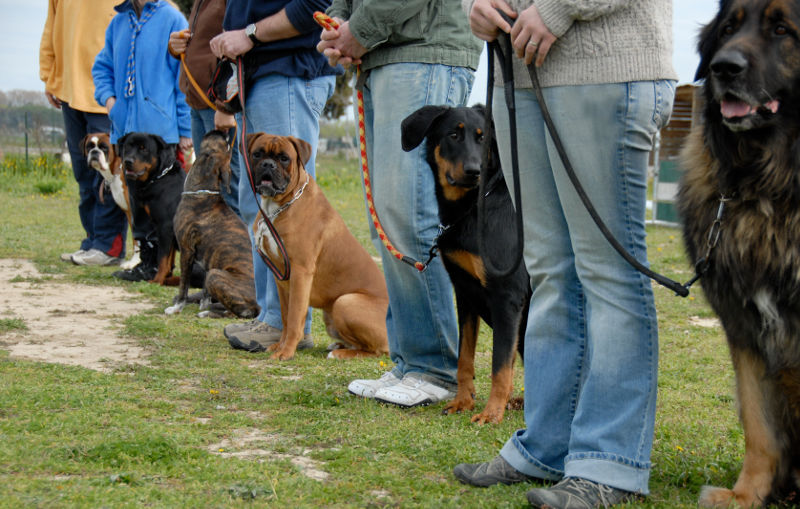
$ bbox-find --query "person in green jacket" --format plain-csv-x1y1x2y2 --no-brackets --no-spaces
317,1,482,407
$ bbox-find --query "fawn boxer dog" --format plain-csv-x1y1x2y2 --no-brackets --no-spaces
82,132,140,270
246,132,389,360
166,130,259,319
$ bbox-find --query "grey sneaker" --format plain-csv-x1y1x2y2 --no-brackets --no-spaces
526,477,636,509
226,322,313,352
71,248,122,266
374,373,455,408
61,249,86,262
453,455,540,487
348,371,402,398
223,319,261,339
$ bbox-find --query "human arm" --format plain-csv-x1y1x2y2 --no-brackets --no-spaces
92,23,117,110
39,0,60,107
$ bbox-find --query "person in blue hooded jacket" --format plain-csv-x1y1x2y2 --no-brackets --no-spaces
92,0,192,282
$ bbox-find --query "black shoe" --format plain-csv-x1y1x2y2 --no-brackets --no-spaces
453,455,541,487
113,264,157,282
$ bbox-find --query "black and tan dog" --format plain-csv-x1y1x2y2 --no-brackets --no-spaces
401,104,529,425
678,0,800,506
118,132,184,286
165,130,258,319
246,132,389,360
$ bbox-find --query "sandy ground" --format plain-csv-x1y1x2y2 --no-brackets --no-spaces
0,258,152,372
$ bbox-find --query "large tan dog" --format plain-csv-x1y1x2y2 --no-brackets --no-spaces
247,133,389,361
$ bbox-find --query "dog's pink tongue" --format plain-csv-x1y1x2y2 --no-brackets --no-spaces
765,99,779,114
720,99,754,118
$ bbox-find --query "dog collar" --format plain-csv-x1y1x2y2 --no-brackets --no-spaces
266,173,309,220
181,189,220,195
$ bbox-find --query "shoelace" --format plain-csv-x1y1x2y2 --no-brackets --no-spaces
559,478,619,508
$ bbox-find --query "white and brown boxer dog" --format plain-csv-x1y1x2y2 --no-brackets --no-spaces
82,132,139,270
246,132,389,360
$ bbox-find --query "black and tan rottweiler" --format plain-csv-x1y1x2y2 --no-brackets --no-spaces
678,0,800,506
402,104,529,425
165,130,259,319
118,132,184,286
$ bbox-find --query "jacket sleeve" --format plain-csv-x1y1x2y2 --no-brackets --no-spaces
535,0,636,38
170,16,192,139
326,0,351,20
284,0,335,34
92,22,117,108
38,0,58,85
347,0,431,50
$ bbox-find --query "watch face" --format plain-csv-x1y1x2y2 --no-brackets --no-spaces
246,24,257,41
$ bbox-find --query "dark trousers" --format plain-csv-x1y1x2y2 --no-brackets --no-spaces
62,102,127,256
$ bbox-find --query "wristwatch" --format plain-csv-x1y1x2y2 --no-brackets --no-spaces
245,23,259,45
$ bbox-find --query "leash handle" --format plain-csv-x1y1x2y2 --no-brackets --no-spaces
313,12,429,272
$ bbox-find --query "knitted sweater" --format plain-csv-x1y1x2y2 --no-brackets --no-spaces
462,0,677,88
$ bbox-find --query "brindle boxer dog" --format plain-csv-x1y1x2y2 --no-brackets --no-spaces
166,131,259,319
246,132,389,360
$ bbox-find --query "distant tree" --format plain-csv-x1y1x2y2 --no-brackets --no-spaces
0,90,7,107
323,68,354,120
172,0,192,15
5,90,48,108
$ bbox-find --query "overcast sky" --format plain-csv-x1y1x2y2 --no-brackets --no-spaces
0,0,717,96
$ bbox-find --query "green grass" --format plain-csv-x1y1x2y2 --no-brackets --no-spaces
0,153,744,508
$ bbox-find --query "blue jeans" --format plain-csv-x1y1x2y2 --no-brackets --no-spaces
361,63,473,386
237,74,336,333
190,107,241,217
61,102,127,256
493,81,675,494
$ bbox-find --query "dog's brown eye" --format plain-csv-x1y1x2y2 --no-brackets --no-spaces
477,134,485,142
775,25,788,35
449,132,459,140
722,24,734,35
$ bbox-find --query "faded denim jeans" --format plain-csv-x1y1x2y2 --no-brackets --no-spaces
493,80,676,494
360,62,474,386
236,74,336,332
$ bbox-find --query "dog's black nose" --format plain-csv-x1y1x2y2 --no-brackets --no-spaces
464,166,481,178
710,49,748,81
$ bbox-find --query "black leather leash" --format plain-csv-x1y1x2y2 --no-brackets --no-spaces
486,14,694,297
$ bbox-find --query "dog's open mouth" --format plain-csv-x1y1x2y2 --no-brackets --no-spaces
720,95,779,120
446,172,478,189
256,176,283,196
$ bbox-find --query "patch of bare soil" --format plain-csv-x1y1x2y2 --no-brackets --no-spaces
208,428,329,481
0,258,152,373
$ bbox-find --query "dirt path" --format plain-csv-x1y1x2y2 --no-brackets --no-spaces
0,259,152,372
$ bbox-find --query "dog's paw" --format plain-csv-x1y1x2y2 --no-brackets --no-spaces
164,302,184,315
442,396,475,416
471,406,505,425
269,348,296,361
698,486,739,508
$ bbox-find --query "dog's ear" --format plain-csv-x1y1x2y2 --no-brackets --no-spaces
245,133,263,156
288,136,312,166
81,134,92,156
401,105,450,152
116,133,130,157
152,135,176,170
694,0,729,81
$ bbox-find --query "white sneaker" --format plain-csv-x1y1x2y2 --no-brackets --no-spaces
348,371,402,399
71,248,122,266
60,249,86,262
374,373,456,408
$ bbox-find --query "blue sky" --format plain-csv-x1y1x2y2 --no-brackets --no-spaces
1,0,717,95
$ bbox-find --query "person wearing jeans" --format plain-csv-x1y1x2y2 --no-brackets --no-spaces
211,0,339,352
317,1,482,407
40,0,128,267
452,1,677,508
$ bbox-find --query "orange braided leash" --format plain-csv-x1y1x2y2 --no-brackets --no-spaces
313,12,428,272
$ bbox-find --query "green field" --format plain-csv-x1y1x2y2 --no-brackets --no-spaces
0,152,743,508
